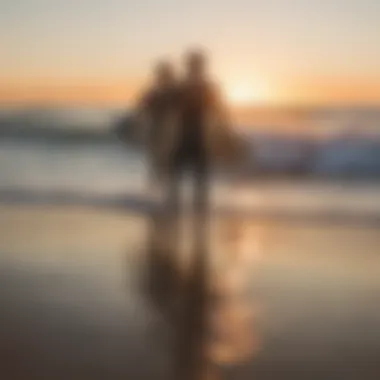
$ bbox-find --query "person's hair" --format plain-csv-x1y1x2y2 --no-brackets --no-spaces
185,48,208,68
154,60,173,76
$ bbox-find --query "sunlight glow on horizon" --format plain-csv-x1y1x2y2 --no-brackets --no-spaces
224,81,274,106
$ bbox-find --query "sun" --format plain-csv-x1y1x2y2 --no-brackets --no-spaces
225,82,270,105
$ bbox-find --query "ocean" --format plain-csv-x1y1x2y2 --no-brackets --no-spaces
1,105,380,379
1,105,380,214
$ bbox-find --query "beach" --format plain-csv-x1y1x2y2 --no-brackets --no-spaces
1,199,380,379
1,109,380,379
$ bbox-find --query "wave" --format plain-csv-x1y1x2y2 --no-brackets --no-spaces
1,116,380,178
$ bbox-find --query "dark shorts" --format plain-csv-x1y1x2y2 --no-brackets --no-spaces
170,138,208,178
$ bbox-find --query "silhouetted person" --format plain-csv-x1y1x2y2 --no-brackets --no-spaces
167,49,229,232
136,60,179,185
136,61,182,313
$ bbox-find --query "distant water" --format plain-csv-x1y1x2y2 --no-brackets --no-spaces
1,105,380,180
0,139,146,197
1,105,380,219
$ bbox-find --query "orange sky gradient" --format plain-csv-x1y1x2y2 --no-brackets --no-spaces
1,0,380,107
1,78,380,107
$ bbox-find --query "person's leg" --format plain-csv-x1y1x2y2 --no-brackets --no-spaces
189,141,210,275
166,145,184,215
193,142,209,222
162,144,186,274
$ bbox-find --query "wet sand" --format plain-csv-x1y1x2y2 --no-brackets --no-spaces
0,204,380,379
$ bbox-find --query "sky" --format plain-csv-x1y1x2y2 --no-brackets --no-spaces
1,0,380,106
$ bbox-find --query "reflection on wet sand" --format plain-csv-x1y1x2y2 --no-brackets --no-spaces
143,206,261,380
2,203,380,379
209,217,263,367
